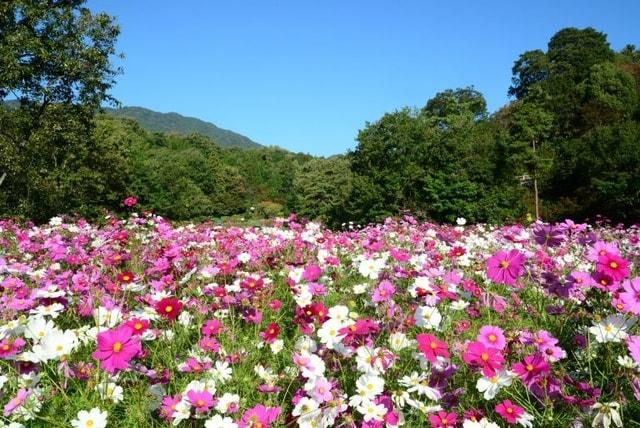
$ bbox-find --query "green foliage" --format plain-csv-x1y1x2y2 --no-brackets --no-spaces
291,156,353,227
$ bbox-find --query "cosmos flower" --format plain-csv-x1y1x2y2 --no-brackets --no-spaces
463,341,505,377
486,250,525,286
416,333,449,363
155,297,183,321
92,324,142,374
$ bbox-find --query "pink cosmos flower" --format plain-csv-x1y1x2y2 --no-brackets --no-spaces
310,377,333,403
587,241,619,262
302,264,322,282
486,250,525,286
160,394,182,421
620,278,640,315
92,324,142,374
512,354,550,385
187,389,214,413
417,334,449,363
372,280,396,303
628,336,640,366
477,325,506,350
597,253,630,282
202,319,222,336
123,196,138,207
3,389,30,416
238,404,281,428
495,399,524,425
462,341,504,376
0,337,25,359
429,411,457,428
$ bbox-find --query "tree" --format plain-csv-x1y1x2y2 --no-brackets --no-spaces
503,99,554,219
509,50,549,99
0,0,121,221
292,156,353,226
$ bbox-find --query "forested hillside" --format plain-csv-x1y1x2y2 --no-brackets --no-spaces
105,106,261,149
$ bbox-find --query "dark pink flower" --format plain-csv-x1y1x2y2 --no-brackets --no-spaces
462,341,504,376
123,196,138,207
597,253,630,282
92,324,142,374
486,250,525,286
512,354,549,385
417,333,449,363
495,399,524,425
429,410,457,428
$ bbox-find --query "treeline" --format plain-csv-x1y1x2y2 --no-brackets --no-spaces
1,0,639,226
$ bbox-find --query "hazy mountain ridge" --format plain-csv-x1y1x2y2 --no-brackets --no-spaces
105,106,261,149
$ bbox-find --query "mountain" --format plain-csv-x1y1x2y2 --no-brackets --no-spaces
105,106,261,149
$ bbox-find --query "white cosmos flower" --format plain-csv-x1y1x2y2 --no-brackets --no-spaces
71,408,108,428
328,305,350,322
358,257,386,279
292,397,320,418
463,418,500,428
317,319,347,349
389,332,412,352
25,329,77,362
210,360,232,384
96,382,123,403
356,399,387,422
355,374,384,400
476,370,513,400
30,303,64,318
413,305,442,330
215,393,240,414
24,317,57,342
589,314,635,343
205,414,238,428
591,402,623,428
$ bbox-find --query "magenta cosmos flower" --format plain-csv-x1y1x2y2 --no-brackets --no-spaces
477,325,506,350
627,336,640,366
238,404,281,428
512,354,550,385
92,324,141,374
187,389,214,413
495,399,524,425
428,410,457,428
372,280,396,303
619,278,640,315
486,250,525,286
462,341,504,376
597,253,630,282
417,333,449,363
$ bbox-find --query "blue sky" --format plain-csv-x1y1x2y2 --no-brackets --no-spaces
88,0,640,156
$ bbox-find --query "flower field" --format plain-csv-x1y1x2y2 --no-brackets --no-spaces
1,213,639,428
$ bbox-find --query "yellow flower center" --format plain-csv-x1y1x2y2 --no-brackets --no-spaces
86,420,94,427
499,260,509,268
609,261,618,269
134,323,143,330
113,342,123,352
526,364,534,371
197,399,205,406
1,344,10,351
430,341,438,349
488,334,497,342
165,305,173,313
481,352,489,361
